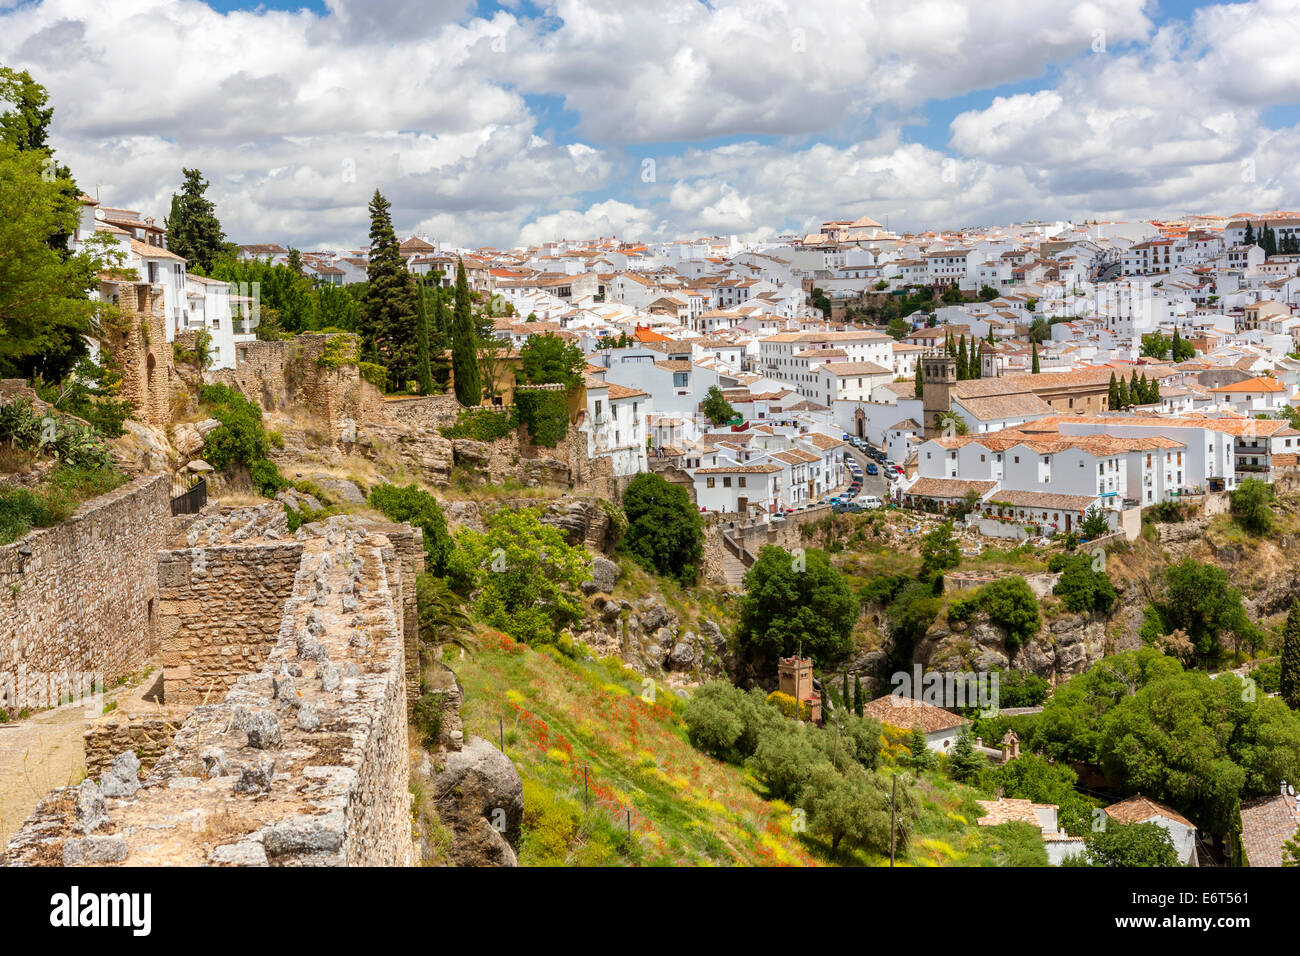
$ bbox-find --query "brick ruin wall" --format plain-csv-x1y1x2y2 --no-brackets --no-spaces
4,517,418,867
100,282,174,429
212,334,385,437
0,475,170,710
84,714,181,780
158,543,304,705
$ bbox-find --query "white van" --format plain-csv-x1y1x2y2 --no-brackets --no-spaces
860,495,883,510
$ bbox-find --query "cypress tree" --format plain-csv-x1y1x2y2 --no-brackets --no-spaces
854,676,864,717
842,672,851,711
414,278,434,395
956,335,969,379
1129,371,1139,406
914,362,923,398
451,258,481,405
1031,342,1040,374
1282,599,1300,711
1117,376,1129,409
363,189,419,388
1108,372,1119,410
1244,222,1255,246
970,336,981,378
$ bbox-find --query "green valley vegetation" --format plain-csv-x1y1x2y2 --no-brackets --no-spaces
197,383,287,497
361,189,420,390
367,482,454,575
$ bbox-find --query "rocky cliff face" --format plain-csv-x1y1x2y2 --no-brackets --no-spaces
446,496,620,556
915,610,1111,682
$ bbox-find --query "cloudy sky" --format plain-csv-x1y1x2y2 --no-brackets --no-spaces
2,0,1299,250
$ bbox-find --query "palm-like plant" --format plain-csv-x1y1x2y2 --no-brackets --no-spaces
416,574,478,655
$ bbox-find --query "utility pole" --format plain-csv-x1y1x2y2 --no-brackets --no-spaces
889,774,897,867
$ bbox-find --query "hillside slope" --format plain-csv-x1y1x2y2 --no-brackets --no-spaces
448,631,1029,867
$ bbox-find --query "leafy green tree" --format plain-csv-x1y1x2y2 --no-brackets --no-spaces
701,385,737,425
683,682,779,763
1230,477,1273,534
736,545,858,666
446,507,589,645
520,331,584,388
993,754,1094,835
1029,317,1049,344
1140,331,1170,360
620,472,703,585
1281,599,1300,711
1159,558,1255,663
750,724,829,802
0,66,54,153
978,576,1040,649
887,317,910,340
919,521,961,576
450,258,480,405
362,189,419,387
804,763,901,855
1067,822,1180,867
1284,826,1300,866
946,726,985,782
978,285,997,301
368,483,453,575
1048,552,1117,614
164,168,226,274
1079,507,1110,539
906,727,936,771
1171,327,1194,361
0,138,107,382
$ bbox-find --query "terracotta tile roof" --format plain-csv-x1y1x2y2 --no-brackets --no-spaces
694,464,783,474
1239,793,1300,867
903,478,997,500
977,798,1056,827
862,695,970,734
1210,376,1286,393
986,489,1099,512
1105,794,1196,830
607,383,647,400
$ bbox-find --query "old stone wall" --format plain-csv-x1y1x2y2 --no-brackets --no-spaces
4,517,417,867
100,281,174,429
158,542,304,705
0,475,169,709
214,334,384,437
701,505,832,586
84,713,181,780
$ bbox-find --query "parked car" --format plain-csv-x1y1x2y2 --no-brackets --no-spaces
865,463,878,475
889,465,905,477
860,495,884,509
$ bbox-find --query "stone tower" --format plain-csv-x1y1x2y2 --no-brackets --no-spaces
921,354,957,433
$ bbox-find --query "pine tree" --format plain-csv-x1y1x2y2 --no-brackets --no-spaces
451,258,481,405
1117,376,1130,409
414,277,434,395
164,168,226,274
914,362,923,398
1282,599,1300,711
1108,372,1119,411
362,189,419,388
1031,342,1040,374
1244,222,1255,246
286,247,303,276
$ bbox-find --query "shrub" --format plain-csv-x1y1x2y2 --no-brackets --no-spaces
620,472,703,585
198,384,286,498
978,576,1041,650
514,387,568,447
1048,552,1117,615
440,406,519,442
368,483,453,575
682,682,778,763
412,692,445,749
1230,478,1273,534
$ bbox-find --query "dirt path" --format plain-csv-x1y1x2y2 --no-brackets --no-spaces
0,669,162,849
